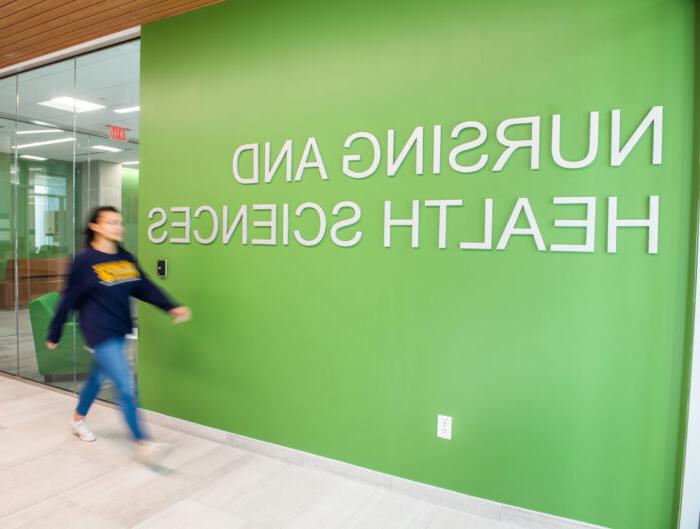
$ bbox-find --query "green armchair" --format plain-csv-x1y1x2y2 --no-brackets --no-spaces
28,292,92,382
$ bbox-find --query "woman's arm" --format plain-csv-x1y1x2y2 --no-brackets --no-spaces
131,261,177,311
47,257,90,346
131,259,191,322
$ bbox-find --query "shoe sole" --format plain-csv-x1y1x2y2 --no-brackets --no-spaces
73,431,97,442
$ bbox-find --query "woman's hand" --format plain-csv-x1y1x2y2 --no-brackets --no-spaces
46,341,58,350
169,306,191,324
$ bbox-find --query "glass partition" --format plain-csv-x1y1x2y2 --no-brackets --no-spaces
0,41,140,401
0,76,17,375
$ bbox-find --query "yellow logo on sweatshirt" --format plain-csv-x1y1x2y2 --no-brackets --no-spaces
92,260,141,285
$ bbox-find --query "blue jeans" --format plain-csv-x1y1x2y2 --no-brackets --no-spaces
76,336,146,441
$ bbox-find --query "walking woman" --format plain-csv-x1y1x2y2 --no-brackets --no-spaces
47,205,191,463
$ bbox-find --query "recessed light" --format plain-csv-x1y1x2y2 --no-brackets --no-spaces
20,155,48,161
38,97,105,113
92,145,122,152
15,137,75,149
122,161,139,165
17,129,62,135
31,120,55,127
113,106,139,114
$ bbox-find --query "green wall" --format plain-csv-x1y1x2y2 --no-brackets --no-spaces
139,1,697,528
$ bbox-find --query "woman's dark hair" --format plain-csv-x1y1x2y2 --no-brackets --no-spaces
84,205,120,245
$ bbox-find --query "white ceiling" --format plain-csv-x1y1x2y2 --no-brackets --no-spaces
0,40,139,164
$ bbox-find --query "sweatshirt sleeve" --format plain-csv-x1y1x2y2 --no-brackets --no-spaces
47,257,90,343
131,260,178,312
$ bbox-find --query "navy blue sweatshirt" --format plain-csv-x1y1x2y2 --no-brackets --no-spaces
48,246,177,347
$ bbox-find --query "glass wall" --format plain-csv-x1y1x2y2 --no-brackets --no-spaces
0,76,16,377
0,41,140,402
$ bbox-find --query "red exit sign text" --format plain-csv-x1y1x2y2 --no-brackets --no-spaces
109,126,127,142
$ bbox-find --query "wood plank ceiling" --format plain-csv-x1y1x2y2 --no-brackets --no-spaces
0,0,223,71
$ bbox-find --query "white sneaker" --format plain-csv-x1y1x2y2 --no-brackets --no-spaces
71,419,96,442
134,440,173,465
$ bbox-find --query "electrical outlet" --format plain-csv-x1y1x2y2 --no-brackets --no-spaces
437,415,452,440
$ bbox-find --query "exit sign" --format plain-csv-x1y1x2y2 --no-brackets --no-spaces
109,126,127,142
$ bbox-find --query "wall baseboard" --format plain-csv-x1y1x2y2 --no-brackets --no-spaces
141,408,610,529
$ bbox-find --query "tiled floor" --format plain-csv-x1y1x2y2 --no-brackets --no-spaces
0,309,32,376
0,373,517,529
0,308,119,401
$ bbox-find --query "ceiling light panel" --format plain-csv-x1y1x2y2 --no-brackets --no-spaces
92,145,122,152
113,106,139,114
38,97,105,113
15,137,75,149
17,129,62,135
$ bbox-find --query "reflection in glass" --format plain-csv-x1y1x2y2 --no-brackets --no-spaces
0,40,140,402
